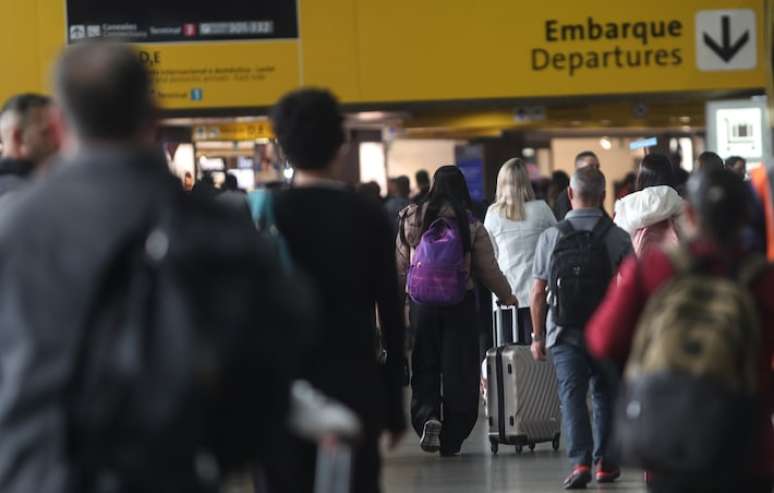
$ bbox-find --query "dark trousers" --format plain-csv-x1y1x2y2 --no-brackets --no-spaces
410,294,480,452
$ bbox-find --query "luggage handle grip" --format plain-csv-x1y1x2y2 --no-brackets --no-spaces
493,297,519,346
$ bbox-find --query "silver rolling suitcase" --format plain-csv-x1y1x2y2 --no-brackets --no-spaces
485,304,562,454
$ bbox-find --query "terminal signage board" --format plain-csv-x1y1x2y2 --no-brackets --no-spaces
64,0,301,109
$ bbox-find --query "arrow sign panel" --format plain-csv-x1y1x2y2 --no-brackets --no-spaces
696,9,756,71
703,15,749,62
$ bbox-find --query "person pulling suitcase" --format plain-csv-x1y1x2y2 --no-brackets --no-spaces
530,167,632,489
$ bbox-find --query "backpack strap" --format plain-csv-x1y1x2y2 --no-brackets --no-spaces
591,216,614,241
556,220,574,237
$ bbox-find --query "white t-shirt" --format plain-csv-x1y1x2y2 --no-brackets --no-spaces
484,200,556,307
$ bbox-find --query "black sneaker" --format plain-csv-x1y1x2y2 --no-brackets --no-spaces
563,465,592,490
439,447,461,457
419,419,441,453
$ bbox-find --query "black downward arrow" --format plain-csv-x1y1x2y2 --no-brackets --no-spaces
703,15,750,63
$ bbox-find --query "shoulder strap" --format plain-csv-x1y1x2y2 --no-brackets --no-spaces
591,216,614,241
556,220,574,237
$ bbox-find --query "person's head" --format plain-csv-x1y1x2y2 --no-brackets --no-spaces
685,168,749,248
551,170,570,190
696,151,724,173
271,88,345,174
422,165,474,252
415,169,431,192
575,151,600,170
224,173,239,191
0,93,58,164
182,171,193,191
725,155,747,178
357,181,381,202
569,167,606,209
53,43,156,150
395,175,410,198
493,158,535,221
636,153,675,191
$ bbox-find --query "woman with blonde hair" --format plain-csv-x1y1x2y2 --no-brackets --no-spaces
484,158,556,343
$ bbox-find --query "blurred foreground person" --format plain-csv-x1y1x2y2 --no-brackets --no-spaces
268,88,406,493
587,168,774,492
0,43,307,493
398,166,516,457
0,93,59,200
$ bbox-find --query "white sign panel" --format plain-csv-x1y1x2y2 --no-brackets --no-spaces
706,99,770,162
695,9,756,71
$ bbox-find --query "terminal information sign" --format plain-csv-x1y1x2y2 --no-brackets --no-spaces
65,0,299,43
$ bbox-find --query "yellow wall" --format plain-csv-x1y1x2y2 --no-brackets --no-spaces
0,0,767,109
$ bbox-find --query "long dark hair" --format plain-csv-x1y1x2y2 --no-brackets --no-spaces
421,165,473,252
636,153,675,192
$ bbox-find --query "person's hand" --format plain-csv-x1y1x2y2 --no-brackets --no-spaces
531,340,547,362
500,294,519,307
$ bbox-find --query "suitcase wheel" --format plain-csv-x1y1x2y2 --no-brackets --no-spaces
528,442,536,452
489,438,499,455
552,434,561,451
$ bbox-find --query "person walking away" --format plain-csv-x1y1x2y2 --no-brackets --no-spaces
484,158,556,344
384,175,411,235
725,156,766,254
0,93,59,201
397,165,517,457
0,43,307,493
530,167,632,489
548,170,571,215
696,151,724,173
411,169,431,204
268,88,406,493
554,151,601,220
587,168,774,492
613,153,683,257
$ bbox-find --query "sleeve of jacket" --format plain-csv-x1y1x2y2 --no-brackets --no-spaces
471,222,513,301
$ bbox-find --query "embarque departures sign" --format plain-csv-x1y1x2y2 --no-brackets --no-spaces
49,0,768,108
531,10,756,77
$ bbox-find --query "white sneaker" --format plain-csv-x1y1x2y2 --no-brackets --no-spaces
419,419,442,453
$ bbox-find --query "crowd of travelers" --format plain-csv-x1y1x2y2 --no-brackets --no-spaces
0,41,771,493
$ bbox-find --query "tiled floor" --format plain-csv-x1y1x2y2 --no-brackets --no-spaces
383,418,647,493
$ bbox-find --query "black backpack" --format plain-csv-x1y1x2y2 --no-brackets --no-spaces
549,217,614,329
65,192,295,493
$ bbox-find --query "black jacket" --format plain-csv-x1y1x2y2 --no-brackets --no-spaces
0,148,308,492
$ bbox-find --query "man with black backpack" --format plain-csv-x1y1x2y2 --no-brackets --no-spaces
530,167,632,489
0,43,311,493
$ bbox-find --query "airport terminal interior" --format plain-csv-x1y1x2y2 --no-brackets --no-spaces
1,1,773,492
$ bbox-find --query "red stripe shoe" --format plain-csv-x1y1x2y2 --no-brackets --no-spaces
595,461,621,483
563,465,592,490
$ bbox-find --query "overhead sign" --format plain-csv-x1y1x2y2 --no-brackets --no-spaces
695,10,756,71
706,99,770,161
193,122,274,142
0,0,767,109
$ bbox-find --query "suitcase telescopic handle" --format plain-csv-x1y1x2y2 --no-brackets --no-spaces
493,298,519,346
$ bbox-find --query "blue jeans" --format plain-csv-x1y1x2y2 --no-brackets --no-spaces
551,343,615,467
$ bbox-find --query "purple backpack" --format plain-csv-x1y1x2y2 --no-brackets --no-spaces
407,218,467,305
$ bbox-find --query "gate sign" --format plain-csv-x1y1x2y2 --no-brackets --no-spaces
706,99,771,161
695,10,757,71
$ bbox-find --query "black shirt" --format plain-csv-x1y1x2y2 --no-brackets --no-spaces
274,186,406,434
